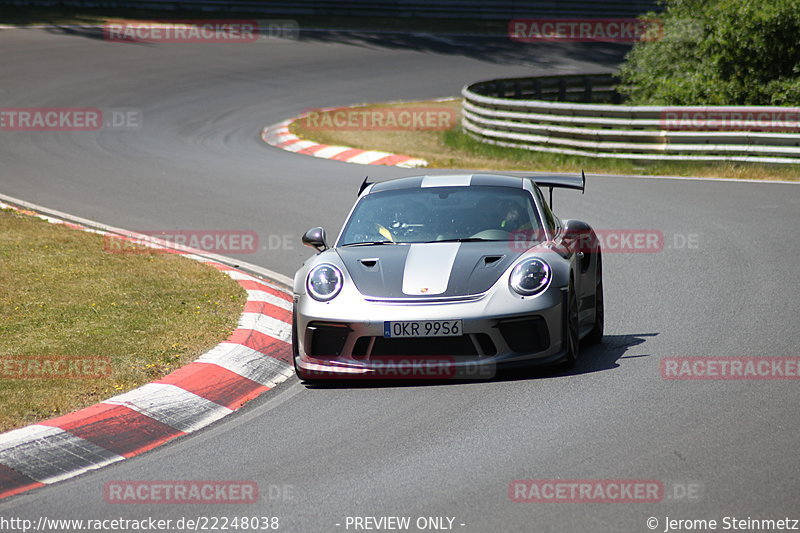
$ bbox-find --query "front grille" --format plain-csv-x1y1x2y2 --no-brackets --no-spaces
497,316,550,354
369,336,478,357
307,322,350,357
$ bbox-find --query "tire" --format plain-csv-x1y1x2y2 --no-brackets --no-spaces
561,277,580,368
585,252,604,345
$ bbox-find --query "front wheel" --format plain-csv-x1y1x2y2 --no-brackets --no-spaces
585,253,604,345
560,277,580,368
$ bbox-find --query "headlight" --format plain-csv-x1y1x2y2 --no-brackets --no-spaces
509,258,551,296
306,264,343,301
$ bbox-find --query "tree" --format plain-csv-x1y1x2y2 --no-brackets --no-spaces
618,0,800,105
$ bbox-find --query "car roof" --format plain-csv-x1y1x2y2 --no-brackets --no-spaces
367,174,526,194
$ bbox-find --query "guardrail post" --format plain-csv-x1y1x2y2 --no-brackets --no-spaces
583,76,592,103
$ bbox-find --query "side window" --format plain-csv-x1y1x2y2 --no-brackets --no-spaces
533,187,557,232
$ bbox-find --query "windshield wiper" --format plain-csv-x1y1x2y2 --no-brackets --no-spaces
424,237,498,243
341,241,395,247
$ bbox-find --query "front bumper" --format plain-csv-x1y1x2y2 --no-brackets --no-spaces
294,285,569,379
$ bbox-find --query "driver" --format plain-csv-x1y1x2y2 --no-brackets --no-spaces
474,199,534,239
498,200,522,231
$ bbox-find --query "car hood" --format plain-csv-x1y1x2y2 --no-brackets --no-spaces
336,241,524,299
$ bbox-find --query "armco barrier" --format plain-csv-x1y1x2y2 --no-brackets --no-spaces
462,74,800,164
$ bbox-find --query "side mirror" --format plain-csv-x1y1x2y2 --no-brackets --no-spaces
561,219,594,254
302,227,328,252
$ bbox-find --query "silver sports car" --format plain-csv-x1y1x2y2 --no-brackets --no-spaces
292,173,603,380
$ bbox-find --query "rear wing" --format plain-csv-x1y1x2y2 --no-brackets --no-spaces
358,176,372,196
530,170,585,208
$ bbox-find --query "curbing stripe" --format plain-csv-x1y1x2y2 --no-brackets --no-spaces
40,404,184,459
329,148,366,161
313,145,356,159
244,291,293,311
296,144,328,155
371,153,414,166
237,279,293,303
154,362,269,411
281,140,318,153
261,112,428,168
103,383,233,434
0,426,125,484
238,313,292,344
276,138,303,149
197,344,293,387
347,150,398,165
224,331,293,365
243,300,293,321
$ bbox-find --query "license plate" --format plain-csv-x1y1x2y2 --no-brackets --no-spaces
384,320,463,338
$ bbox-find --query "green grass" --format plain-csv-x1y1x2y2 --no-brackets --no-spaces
0,208,246,432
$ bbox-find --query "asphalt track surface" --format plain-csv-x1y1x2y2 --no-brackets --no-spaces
1,28,799,532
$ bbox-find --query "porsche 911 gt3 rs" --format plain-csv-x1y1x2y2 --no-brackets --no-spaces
292,172,603,380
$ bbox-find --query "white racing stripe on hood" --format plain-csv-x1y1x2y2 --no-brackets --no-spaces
402,243,461,295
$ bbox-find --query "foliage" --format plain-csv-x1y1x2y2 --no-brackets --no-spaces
618,0,800,105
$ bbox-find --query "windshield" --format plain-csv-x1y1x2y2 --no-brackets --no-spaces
338,186,543,246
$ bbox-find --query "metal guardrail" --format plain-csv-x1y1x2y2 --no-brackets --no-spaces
462,74,800,164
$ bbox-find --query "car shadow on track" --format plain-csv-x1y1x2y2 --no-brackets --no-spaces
555,332,658,377
301,332,658,389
